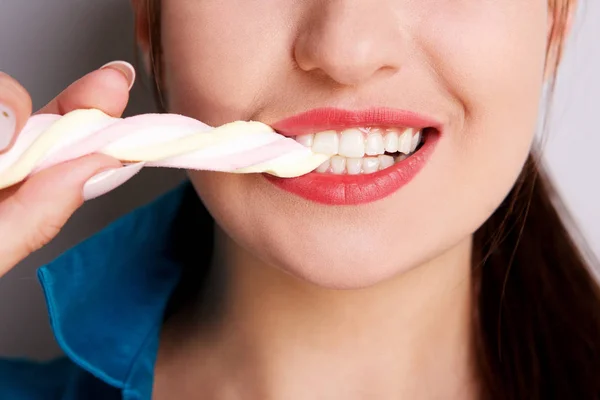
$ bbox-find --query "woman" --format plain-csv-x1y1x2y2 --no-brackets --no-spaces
0,0,598,399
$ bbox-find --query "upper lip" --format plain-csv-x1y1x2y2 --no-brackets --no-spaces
271,107,442,137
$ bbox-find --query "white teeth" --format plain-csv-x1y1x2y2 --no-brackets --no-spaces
398,129,413,154
362,157,380,173
300,127,423,156
384,131,399,153
299,127,426,174
316,159,330,173
365,130,385,156
313,130,339,155
378,155,394,170
338,128,365,158
313,153,411,175
296,134,314,147
330,156,346,174
347,158,362,175
410,131,421,152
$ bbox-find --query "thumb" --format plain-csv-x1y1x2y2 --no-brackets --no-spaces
0,154,140,275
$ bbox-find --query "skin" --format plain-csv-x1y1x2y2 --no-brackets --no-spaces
137,0,568,399
0,0,574,399
0,68,128,275
157,0,549,288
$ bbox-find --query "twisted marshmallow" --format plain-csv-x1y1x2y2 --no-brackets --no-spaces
0,109,331,190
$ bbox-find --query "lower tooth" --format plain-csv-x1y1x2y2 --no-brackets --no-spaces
396,154,408,162
316,159,330,173
347,158,362,175
316,153,413,174
378,155,394,170
331,156,346,174
363,157,380,173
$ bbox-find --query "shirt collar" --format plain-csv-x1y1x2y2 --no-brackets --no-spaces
37,180,197,398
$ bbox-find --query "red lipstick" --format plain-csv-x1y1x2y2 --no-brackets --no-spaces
265,108,442,205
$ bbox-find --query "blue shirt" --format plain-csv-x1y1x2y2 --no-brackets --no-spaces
0,181,197,400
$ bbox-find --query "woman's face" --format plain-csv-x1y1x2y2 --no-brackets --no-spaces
157,0,550,288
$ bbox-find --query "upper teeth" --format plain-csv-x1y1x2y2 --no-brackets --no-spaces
296,128,421,157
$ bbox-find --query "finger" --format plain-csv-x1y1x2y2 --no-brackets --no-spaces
0,153,122,275
0,72,33,152
36,61,136,118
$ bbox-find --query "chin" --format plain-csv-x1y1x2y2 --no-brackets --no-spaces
189,163,481,291
277,251,407,290
249,217,421,290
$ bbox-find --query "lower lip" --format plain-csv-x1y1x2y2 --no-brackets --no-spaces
264,130,440,205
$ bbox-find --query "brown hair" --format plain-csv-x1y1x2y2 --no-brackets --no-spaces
139,1,600,398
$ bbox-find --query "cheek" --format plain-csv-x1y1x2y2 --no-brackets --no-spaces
389,3,550,276
425,2,549,145
422,1,549,211
161,0,294,125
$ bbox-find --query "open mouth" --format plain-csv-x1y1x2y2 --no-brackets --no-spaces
265,107,441,205
266,127,438,205
293,126,429,175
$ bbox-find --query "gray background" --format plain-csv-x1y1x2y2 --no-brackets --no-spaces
0,0,598,359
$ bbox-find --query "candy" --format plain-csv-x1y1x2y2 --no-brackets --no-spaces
0,109,331,190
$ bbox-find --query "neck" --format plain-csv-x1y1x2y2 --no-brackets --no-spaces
156,227,478,400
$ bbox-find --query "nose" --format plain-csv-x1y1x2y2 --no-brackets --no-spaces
294,1,405,87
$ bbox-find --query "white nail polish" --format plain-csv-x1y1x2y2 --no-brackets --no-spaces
0,103,16,151
99,60,136,91
83,163,145,201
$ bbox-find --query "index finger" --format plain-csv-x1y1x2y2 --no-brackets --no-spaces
36,61,136,118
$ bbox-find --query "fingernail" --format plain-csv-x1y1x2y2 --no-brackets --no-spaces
0,103,16,152
83,162,145,201
100,60,136,91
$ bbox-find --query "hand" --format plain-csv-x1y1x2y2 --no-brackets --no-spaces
0,61,139,277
